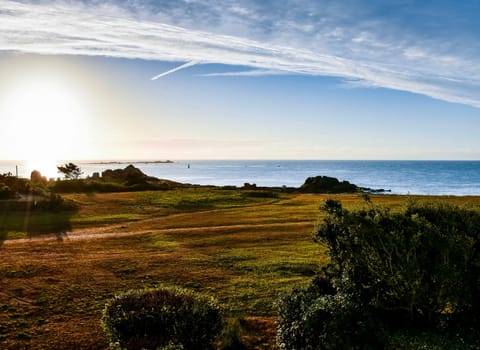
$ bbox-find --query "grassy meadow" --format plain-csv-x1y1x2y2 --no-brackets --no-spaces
1,188,480,349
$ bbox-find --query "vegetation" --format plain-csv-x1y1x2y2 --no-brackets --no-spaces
1,187,480,348
0,171,76,215
57,162,83,180
0,173,29,196
4,164,376,197
102,286,222,350
0,183,16,199
51,164,184,193
277,199,480,349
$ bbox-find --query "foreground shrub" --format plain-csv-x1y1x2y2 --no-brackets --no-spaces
386,329,480,350
277,278,383,350
317,200,480,330
277,200,480,349
102,286,222,350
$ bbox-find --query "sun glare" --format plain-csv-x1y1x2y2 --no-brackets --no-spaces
2,72,92,178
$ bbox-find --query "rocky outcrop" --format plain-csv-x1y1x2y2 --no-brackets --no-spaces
101,165,155,185
299,176,358,194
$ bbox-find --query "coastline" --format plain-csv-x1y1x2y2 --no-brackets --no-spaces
84,160,174,165
1,160,479,196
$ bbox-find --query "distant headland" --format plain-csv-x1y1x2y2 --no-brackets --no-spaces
85,160,174,165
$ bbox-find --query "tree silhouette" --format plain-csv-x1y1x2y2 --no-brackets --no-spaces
57,162,83,180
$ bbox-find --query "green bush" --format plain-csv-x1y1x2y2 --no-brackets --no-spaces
101,286,222,350
0,173,30,194
50,179,174,193
316,200,480,330
0,183,16,199
276,280,325,350
277,200,480,349
51,179,126,193
33,193,78,212
276,277,383,350
242,190,278,198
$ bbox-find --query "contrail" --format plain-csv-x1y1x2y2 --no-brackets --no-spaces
151,60,198,80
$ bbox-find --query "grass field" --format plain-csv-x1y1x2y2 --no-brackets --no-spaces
1,189,480,349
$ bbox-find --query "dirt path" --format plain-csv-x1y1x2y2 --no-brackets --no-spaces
2,220,313,245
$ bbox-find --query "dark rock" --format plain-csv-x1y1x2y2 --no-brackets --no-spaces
360,187,392,193
101,165,154,185
299,176,358,194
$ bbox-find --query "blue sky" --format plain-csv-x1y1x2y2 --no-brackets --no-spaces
0,0,479,162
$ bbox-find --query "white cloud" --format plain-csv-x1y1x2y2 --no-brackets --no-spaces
199,69,286,77
0,0,479,108
151,60,198,80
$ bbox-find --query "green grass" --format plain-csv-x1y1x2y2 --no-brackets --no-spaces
134,188,282,211
0,211,74,239
143,233,181,251
1,191,480,348
71,213,145,226
174,232,325,315
1,187,283,239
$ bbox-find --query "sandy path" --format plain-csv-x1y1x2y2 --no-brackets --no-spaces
2,220,313,245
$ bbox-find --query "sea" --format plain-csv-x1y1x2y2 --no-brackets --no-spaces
1,160,479,196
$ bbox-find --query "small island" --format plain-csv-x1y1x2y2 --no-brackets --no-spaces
86,160,174,165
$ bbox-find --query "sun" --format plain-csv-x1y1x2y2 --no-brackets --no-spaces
1,72,91,178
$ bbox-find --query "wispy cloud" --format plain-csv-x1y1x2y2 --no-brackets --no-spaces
199,69,286,77
1,0,479,108
151,60,198,80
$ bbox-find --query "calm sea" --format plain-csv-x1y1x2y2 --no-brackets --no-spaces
1,160,479,196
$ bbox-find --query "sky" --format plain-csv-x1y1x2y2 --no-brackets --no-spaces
0,0,479,169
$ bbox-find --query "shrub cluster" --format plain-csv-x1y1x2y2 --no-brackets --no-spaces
0,173,30,195
51,179,175,193
51,179,127,193
102,286,222,350
277,199,480,349
0,183,16,199
277,275,383,350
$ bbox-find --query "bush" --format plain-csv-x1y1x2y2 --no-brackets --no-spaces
33,193,78,212
0,184,16,199
101,286,222,350
0,174,30,194
277,200,480,349
277,277,383,350
242,190,278,198
51,179,126,193
316,200,480,330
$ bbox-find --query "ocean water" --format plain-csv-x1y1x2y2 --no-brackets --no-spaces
1,160,479,196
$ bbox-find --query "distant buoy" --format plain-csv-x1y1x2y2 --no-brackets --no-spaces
187,163,190,169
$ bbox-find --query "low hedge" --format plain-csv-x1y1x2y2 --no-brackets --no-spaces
102,286,222,350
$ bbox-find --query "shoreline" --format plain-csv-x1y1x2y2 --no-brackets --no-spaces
2,160,480,196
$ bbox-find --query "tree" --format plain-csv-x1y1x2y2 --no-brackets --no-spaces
57,162,83,180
